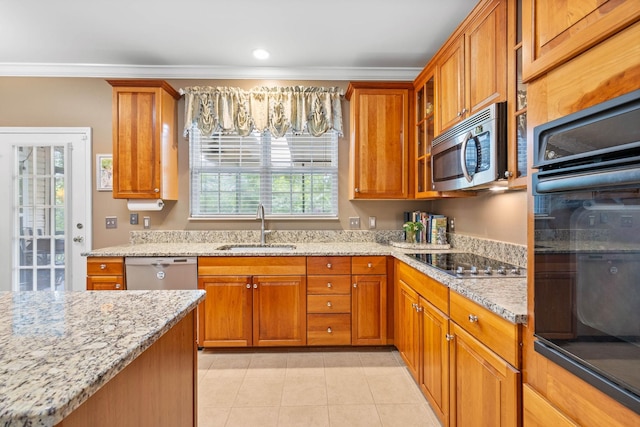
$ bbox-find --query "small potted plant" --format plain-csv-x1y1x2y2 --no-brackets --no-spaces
403,221,424,243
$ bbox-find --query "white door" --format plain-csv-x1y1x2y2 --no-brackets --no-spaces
0,128,92,292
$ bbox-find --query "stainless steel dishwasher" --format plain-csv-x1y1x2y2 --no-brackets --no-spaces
125,257,197,290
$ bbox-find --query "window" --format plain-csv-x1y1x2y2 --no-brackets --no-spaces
189,127,338,218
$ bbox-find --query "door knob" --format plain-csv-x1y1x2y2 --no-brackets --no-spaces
73,236,84,243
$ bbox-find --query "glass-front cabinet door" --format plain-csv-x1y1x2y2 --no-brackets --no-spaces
415,71,436,198
508,0,528,188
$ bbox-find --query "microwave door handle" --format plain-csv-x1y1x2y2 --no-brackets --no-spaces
460,132,474,183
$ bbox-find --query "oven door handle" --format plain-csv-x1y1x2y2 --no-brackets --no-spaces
460,132,475,183
535,166,640,193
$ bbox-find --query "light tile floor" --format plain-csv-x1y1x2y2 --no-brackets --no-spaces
197,348,442,427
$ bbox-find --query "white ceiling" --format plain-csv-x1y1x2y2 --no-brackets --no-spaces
0,0,477,81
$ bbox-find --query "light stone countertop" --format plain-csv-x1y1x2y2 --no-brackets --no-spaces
85,241,527,324
0,290,205,427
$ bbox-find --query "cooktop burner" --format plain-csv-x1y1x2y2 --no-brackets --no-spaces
406,252,525,278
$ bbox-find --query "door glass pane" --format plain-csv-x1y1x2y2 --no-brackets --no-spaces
15,144,67,291
517,113,528,178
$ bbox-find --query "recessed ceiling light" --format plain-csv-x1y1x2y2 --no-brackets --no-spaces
252,49,270,60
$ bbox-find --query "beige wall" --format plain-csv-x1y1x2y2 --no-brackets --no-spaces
432,189,527,244
0,77,526,248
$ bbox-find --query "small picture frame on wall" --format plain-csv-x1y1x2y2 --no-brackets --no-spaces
96,154,113,191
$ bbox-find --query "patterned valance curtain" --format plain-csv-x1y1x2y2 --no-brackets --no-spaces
180,86,344,138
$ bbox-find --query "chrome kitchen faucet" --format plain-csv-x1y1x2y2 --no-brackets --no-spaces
256,203,266,245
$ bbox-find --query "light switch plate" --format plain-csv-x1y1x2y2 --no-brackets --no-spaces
143,216,151,229
369,216,376,229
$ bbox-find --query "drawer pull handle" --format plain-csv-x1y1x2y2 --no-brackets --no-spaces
246,284,251,289
327,301,332,307
327,327,332,334
468,314,478,323
115,283,121,289
327,282,332,288
327,263,332,269
367,262,372,268
446,334,454,341
100,264,106,270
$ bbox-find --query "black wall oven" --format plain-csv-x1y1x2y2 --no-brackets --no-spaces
533,89,640,414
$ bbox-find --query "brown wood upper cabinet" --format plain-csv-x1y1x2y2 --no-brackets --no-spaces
107,80,180,200
522,0,640,82
346,82,413,199
436,0,507,134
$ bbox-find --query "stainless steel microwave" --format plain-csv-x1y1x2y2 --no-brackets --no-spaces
431,102,507,191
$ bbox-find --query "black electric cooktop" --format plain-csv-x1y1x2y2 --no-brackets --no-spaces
406,252,525,278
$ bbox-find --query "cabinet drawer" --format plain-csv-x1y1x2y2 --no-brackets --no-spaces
450,291,521,368
307,256,351,275
87,257,124,275
352,256,386,275
307,295,351,313
396,261,449,314
87,276,125,290
307,314,351,345
307,275,352,295
198,256,306,275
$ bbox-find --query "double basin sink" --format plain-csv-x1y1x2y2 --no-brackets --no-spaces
216,244,297,253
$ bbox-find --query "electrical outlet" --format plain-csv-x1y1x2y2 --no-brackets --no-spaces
130,213,139,225
450,218,455,232
143,216,151,229
349,217,360,229
369,216,376,229
105,216,117,229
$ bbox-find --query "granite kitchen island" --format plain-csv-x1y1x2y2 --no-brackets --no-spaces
0,289,205,427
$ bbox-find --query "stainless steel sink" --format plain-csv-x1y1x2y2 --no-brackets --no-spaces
216,244,296,252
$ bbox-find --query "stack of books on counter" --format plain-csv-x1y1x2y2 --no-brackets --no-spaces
404,210,448,245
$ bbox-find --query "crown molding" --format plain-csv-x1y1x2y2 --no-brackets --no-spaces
0,63,422,81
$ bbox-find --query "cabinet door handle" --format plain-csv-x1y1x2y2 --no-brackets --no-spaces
253,284,258,289
367,262,372,268
417,306,423,312
246,284,251,289
327,301,332,307
100,264,107,270
327,327,332,334
327,263,332,269
115,283,121,289
468,314,478,323
154,188,159,193
354,188,359,193
353,283,357,288
446,334,455,341
411,303,418,309
327,282,332,288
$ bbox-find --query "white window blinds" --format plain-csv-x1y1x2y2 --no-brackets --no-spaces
189,128,338,218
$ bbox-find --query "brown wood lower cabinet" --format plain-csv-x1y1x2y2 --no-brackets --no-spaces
197,257,307,348
397,263,449,424
352,255,387,345
450,322,520,427
523,384,579,427
86,256,125,290
395,259,521,427
306,256,388,346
